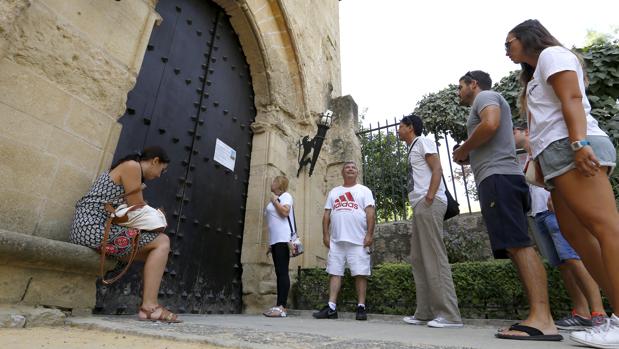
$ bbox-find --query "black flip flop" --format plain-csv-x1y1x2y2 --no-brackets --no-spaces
495,324,563,341
496,322,519,333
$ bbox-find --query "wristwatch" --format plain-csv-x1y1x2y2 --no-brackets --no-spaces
570,140,591,152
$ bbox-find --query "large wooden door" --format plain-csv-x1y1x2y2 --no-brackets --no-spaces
96,0,254,315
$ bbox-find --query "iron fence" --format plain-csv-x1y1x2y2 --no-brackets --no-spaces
356,118,475,222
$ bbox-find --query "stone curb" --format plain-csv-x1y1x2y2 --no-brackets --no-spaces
0,304,66,328
67,318,262,349
0,229,115,274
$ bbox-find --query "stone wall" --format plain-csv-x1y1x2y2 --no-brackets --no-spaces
0,0,160,240
0,0,159,311
228,0,348,313
372,212,494,265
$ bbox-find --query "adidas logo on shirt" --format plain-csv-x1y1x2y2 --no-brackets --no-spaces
333,192,359,210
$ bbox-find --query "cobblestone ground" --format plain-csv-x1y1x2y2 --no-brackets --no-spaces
0,327,224,349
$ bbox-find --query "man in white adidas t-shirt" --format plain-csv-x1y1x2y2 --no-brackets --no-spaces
313,161,375,321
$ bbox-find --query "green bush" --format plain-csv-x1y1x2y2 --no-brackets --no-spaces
292,261,609,319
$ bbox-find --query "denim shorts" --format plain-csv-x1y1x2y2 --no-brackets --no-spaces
537,136,616,189
532,210,580,267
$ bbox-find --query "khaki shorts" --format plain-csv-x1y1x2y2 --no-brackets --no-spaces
326,241,371,276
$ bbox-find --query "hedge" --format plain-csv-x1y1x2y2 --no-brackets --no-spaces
292,261,610,319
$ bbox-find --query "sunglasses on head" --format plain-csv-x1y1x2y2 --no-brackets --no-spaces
458,71,477,90
465,71,479,81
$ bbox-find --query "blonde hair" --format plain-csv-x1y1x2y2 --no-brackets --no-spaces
272,175,289,192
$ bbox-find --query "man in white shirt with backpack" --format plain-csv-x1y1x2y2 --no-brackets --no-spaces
313,161,375,321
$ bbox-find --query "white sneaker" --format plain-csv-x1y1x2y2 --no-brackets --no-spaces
403,315,428,325
570,314,619,348
427,317,463,328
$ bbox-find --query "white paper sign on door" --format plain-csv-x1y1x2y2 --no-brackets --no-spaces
214,138,236,171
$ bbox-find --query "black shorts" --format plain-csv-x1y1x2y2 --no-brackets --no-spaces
478,174,533,259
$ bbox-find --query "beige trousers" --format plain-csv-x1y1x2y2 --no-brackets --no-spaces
410,199,462,322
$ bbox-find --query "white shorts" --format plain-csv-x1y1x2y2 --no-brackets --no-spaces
326,241,371,276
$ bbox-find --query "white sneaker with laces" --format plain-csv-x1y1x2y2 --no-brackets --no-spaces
403,315,428,325
427,317,463,328
570,314,619,348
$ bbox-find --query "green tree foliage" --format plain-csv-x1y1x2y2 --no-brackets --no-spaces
579,40,619,142
578,40,619,202
358,130,409,222
413,85,469,143
493,70,521,119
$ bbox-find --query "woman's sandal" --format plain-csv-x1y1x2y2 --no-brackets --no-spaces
263,306,287,318
139,305,182,323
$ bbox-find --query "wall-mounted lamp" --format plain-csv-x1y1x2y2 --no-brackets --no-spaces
297,110,333,177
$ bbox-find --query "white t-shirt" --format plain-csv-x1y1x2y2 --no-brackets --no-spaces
324,184,375,245
529,185,550,217
527,46,607,158
265,192,295,245
407,136,447,206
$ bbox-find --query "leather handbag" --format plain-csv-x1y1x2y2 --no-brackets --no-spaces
115,204,167,231
522,112,547,189
100,185,167,284
441,175,460,221
524,158,547,188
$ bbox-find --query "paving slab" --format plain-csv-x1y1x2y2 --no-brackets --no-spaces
68,311,579,349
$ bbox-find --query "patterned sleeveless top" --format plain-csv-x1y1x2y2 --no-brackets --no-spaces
69,172,156,257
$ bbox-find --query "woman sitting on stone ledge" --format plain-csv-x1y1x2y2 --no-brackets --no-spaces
69,146,180,323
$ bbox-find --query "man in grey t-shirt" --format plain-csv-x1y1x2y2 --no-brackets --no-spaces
466,90,522,183
453,71,561,341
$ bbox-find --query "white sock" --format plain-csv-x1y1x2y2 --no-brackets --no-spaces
358,304,365,309
611,313,619,324
328,302,336,311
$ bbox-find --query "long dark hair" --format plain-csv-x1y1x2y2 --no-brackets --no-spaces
509,19,563,114
111,146,170,170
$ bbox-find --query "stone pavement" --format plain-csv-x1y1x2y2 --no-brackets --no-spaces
67,310,582,349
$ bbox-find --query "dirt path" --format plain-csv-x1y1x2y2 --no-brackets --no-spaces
0,327,224,349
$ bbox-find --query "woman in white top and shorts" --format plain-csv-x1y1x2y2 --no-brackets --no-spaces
506,19,619,347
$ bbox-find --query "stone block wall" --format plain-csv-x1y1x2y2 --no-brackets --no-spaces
372,212,494,265
0,0,159,240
